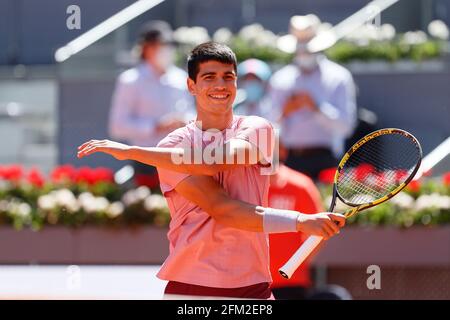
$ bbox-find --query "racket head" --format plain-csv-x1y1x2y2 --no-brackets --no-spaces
333,128,422,215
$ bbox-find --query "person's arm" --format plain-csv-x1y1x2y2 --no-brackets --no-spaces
174,174,345,238
108,77,157,141
77,138,267,176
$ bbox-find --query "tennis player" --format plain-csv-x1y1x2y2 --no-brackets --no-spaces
77,42,345,299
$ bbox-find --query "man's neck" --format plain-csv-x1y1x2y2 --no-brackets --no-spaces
195,110,234,131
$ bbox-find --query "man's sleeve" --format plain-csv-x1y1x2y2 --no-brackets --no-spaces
233,116,275,167
156,132,191,194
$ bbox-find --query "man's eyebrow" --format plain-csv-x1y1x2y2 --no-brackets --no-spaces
200,72,216,77
200,71,236,77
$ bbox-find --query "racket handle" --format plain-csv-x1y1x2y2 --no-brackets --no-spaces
278,235,323,279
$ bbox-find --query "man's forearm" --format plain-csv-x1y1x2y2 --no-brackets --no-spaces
126,146,250,175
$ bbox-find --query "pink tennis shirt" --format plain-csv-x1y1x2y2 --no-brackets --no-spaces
156,115,275,288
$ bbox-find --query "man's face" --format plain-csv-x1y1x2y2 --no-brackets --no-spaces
187,60,237,115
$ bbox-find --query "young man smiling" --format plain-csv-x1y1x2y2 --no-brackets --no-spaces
77,42,345,299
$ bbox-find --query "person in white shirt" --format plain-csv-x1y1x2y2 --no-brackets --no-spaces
108,20,194,188
270,15,357,180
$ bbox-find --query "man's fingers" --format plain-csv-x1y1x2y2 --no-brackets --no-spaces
77,139,104,150
329,213,346,227
320,225,332,239
326,219,340,234
78,145,103,158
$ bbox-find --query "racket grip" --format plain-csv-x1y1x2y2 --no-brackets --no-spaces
278,235,323,279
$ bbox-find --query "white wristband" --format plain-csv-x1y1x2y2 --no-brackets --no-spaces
262,207,299,233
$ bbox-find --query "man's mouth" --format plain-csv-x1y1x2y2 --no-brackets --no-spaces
208,93,230,101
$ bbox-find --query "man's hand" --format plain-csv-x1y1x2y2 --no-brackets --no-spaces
77,139,131,160
279,92,317,120
296,212,345,240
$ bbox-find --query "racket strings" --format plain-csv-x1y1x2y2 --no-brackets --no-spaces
337,133,421,205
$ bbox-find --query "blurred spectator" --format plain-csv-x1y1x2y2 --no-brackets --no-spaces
108,20,194,189
270,14,357,180
234,58,272,117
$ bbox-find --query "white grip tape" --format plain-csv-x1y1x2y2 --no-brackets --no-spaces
278,235,324,279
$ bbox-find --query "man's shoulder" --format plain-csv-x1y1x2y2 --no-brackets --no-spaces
321,58,353,81
156,125,192,148
117,67,141,84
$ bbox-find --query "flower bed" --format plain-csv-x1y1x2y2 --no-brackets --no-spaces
1,164,449,230
317,168,450,228
0,164,170,231
173,20,449,65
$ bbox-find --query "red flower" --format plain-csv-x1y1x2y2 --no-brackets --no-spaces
395,170,409,183
92,167,114,184
75,166,96,185
355,164,375,182
0,164,24,182
51,165,76,184
406,179,421,193
318,167,336,184
27,167,45,188
443,172,450,186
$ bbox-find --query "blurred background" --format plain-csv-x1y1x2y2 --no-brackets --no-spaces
0,0,449,300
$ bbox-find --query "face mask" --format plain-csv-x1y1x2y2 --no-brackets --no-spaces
242,80,265,103
155,46,175,70
295,53,319,71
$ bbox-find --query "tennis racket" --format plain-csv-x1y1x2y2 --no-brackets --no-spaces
279,128,422,279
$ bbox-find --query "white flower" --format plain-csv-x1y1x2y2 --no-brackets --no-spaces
94,197,110,212
390,192,414,209
135,186,151,202
380,24,396,41
106,201,124,219
54,189,77,207
38,194,56,211
174,26,210,46
254,30,277,47
17,203,31,218
428,20,449,40
144,194,168,211
415,193,450,211
403,31,428,45
78,192,97,213
122,189,138,206
239,24,265,42
213,28,233,44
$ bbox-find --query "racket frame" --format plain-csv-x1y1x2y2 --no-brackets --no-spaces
333,128,422,218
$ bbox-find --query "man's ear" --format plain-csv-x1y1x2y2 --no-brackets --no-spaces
187,78,196,96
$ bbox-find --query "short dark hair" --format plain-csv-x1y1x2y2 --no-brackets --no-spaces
187,42,237,81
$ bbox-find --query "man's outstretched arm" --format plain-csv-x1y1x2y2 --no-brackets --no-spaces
174,174,345,239
77,138,267,176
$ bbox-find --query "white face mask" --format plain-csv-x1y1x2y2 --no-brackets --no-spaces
155,46,175,70
295,53,319,71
